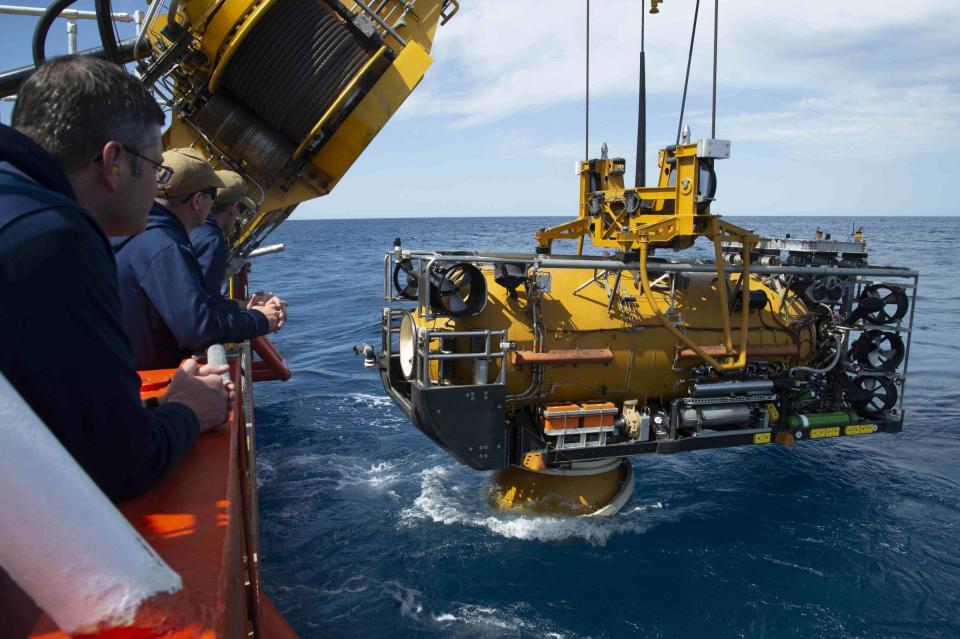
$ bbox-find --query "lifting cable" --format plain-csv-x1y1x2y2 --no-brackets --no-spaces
711,0,718,138
675,0,700,146
584,0,590,162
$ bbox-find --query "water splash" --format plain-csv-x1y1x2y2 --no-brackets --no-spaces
400,466,663,546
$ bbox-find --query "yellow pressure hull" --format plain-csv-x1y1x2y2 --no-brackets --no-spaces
414,266,813,403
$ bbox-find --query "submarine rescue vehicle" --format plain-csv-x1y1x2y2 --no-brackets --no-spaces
375,145,918,516
369,4,919,516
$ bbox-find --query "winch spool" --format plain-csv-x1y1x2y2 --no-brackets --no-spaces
196,0,378,184
218,0,374,146
194,93,293,183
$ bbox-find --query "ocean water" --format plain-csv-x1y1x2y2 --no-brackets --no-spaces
249,216,960,639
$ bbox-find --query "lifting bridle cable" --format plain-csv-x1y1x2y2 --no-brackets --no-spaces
676,0,701,146
585,0,590,162
712,0,718,138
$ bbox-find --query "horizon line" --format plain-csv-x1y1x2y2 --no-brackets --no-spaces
289,213,958,221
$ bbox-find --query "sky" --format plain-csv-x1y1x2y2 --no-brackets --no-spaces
2,1,958,218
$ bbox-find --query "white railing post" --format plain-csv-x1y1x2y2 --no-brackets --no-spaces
0,372,183,634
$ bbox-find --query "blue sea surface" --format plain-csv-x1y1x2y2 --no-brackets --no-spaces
250,216,960,639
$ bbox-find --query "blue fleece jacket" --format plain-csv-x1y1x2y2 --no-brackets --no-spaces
113,202,269,369
190,215,228,296
0,123,200,502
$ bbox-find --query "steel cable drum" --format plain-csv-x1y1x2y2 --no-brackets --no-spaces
194,93,293,183
219,0,374,146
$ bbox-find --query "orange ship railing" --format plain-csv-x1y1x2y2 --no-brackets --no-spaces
29,358,297,638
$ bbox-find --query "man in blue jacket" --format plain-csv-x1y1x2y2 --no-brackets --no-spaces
0,56,233,504
191,170,253,296
114,149,283,370
191,170,289,323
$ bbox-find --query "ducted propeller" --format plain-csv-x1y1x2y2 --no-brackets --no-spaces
854,284,909,325
848,375,898,417
393,258,420,300
852,330,905,373
430,263,488,318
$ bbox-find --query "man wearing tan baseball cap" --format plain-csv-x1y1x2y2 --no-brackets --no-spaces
190,169,255,295
113,148,283,369
190,170,288,327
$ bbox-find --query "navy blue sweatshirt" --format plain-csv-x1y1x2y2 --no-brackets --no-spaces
113,203,268,369
190,215,228,297
0,124,200,502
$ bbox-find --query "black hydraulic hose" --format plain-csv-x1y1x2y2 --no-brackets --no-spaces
676,0,701,146
95,0,121,64
3,37,141,98
32,0,79,66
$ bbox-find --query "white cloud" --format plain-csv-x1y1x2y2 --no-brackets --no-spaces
407,0,960,135
720,84,960,159
492,129,580,160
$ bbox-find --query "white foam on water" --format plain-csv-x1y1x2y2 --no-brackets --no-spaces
272,453,403,493
382,580,424,620
432,613,458,623
255,455,276,489
762,555,826,578
336,459,403,491
321,574,371,596
400,465,664,546
347,392,394,409
335,392,405,430
324,573,583,637
430,603,580,638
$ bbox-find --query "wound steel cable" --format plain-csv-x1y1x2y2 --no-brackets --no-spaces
221,0,372,144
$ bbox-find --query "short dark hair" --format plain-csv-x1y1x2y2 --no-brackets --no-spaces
12,56,165,173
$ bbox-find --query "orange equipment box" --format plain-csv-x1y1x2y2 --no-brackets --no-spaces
542,402,582,431
580,401,618,428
